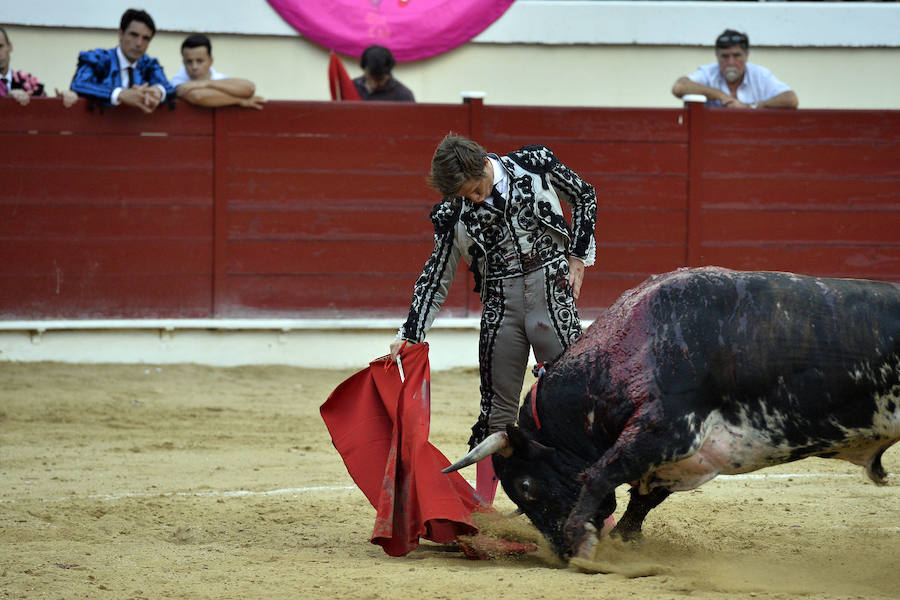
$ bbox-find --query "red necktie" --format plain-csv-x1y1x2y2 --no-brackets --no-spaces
0,77,8,97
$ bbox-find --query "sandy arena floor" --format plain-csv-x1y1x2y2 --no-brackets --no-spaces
1,361,898,600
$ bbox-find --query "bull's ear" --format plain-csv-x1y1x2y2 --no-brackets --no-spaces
506,424,555,460
506,424,531,454
529,439,555,461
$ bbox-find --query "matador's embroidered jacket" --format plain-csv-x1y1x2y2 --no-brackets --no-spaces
70,48,174,104
400,145,597,343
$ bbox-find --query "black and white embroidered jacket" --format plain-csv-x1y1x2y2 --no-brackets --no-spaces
400,145,597,343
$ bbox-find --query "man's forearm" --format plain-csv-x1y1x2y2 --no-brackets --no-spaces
672,77,727,103
183,87,245,107
206,78,255,99
758,90,799,110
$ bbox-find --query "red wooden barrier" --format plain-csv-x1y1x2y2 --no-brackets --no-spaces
0,100,215,319
688,102,900,281
1,97,898,321
215,101,470,318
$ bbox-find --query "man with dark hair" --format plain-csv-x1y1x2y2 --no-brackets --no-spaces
70,8,174,113
0,26,77,107
353,45,414,102
672,29,798,109
389,133,597,505
169,34,264,109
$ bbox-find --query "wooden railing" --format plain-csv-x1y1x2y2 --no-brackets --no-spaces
1,97,898,321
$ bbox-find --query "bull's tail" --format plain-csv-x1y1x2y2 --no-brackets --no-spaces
865,444,893,485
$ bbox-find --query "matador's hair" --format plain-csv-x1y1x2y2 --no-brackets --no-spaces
427,132,487,198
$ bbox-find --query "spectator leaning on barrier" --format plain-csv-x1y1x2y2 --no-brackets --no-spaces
672,29,798,110
0,26,77,107
70,8,174,113
170,34,265,109
353,45,415,102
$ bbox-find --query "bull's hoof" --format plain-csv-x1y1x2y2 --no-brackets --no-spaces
571,522,600,560
567,514,617,559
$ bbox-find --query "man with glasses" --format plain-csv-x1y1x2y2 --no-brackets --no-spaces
672,29,798,109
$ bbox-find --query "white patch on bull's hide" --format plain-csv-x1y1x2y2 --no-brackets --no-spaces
587,408,595,428
641,360,900,494
843,358,900,436
872,384,900,435
829,382,900,474
847,358,893,384
642,410,793,494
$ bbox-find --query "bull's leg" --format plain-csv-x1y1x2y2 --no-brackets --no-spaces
611,486,671,542
564,409,705,557
563,489,617,560
565,486,620,558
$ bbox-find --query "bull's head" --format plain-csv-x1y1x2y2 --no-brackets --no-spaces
445,341,623,558
444,423,602,558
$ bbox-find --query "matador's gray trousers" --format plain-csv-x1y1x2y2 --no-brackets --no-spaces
469,256,582,448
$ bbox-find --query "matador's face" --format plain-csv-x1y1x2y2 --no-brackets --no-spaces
456,158,493,204
119,21,153,63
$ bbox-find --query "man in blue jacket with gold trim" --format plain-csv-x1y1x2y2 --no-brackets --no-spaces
70,8,174,113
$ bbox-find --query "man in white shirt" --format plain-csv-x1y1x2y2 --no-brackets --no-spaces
171,34,265,109
672,29,798,110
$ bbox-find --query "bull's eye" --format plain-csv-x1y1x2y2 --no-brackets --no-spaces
515,477,538,503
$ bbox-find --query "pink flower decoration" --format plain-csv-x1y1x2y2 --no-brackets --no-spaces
13,70,42,93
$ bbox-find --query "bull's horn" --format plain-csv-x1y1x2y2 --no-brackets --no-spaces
442,431,510,473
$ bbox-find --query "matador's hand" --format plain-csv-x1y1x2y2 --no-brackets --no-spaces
568,257,585,300
390,338,417,362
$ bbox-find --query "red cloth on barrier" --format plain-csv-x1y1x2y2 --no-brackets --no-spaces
320,343,483,556
328,51,361,101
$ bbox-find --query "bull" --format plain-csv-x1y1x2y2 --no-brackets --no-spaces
445,267,900,560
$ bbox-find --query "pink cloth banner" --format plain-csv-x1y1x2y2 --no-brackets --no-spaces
267,0,515,62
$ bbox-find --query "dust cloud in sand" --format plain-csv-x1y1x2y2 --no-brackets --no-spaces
1,362,897,599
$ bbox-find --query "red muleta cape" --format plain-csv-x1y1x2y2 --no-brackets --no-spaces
320,343,484,556
327,51,361,101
